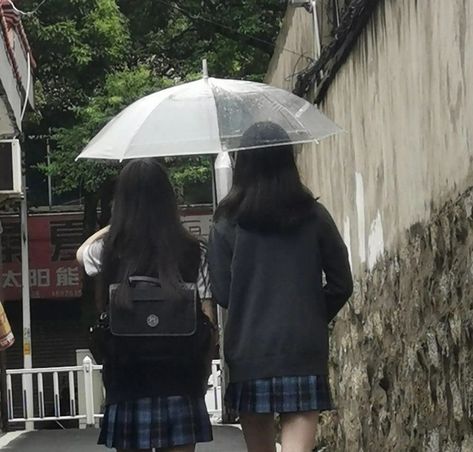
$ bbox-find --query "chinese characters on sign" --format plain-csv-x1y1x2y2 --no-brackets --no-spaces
50,218,84,261
1,209,213,301
1,221,21,263
1,214,84,300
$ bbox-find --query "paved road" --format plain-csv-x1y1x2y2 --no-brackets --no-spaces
0,425,246,451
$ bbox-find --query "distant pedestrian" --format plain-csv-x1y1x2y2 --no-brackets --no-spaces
77,158,216,452
208,122,353,452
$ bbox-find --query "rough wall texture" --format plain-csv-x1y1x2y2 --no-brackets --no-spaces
316,187,473,451
267,0,473,274
266,1,473,450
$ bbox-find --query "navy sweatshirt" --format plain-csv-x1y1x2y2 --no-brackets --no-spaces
208,202,353,382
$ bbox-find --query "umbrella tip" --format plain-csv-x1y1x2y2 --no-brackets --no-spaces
202,59,209,79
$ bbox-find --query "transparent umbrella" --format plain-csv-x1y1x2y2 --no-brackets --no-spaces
76,69,341,161
75,65,343,424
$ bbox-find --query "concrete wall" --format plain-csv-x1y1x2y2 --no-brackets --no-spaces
267,0,473,275
267,1,473,450
0,32,21,137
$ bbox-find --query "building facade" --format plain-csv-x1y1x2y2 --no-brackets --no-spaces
0,0,35,429
0,0,35,209
0,0,34,140
267,1,472,450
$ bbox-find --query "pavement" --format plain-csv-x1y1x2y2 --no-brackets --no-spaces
0,425,247,451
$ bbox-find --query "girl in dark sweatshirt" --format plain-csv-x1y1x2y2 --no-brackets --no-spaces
208,122,353,452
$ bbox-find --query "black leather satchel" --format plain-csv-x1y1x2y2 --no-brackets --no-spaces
89,276,211,366
108,276,197,337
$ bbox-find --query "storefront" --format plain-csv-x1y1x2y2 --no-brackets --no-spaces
1,206,213,369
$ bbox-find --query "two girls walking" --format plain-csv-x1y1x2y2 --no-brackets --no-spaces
77,121,352,452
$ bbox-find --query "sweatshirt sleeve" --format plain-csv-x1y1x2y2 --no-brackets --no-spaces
317,203,353,322
208,222,233,308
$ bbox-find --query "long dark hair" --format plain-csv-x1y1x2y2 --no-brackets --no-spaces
215,121,316,232
101,158,200,307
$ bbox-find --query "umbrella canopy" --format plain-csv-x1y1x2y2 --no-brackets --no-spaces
77,77,342,161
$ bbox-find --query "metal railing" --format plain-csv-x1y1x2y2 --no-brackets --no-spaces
6,356,102,426
206,359,223,421
6,357,223,428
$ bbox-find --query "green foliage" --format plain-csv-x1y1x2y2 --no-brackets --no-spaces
42,67,173,193
120,0,285,80
23,0,285,203
167,157,212,202
23,0,130,121
43,66,210,197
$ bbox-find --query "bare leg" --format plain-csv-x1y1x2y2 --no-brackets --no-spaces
239,412,277,452
280,411,319,452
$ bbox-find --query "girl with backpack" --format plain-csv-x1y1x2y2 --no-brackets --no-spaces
77,158,215,452
208,122,353,452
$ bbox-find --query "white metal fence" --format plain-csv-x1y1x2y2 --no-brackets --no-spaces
6,356,222,428
6,356,102,426
205,359,223,420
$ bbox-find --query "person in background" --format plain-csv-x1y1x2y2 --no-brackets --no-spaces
208,122,353,452
77,158,216,452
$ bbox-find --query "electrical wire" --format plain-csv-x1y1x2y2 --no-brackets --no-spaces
9,0,310,60
285,53,314,91
7,0,47,17
155,0,309,59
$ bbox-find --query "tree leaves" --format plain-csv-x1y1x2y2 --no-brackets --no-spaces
23,0,285,203
23,0,130,121
50,66,169,193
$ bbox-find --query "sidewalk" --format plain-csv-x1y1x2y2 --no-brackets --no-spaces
0,425,246,451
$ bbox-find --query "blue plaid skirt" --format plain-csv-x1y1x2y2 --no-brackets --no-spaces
98,396,213,449
225,375,334,414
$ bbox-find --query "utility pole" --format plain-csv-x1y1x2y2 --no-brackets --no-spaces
214,152,233,423
46,134,52,209
20,146,33,430
0,220,8,432
46,129,53,209
289,0,322,60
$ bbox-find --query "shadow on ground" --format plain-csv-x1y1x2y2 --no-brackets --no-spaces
1,425,246,452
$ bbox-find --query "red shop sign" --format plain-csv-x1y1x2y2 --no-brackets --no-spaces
1,208,213,301
1,213,84,300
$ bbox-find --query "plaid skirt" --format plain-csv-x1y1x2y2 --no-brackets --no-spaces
225,375,334,414
98,396,213,449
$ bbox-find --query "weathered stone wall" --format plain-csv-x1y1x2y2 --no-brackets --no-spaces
266,2,473,450
314,187,473,451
